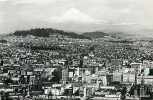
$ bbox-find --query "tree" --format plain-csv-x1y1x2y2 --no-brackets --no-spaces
121,87,127,100
51,69,62,83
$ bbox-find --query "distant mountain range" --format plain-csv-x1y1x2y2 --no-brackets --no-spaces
82,31,109,39
11,28,137,40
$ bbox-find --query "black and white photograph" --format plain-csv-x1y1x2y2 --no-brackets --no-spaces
0,0,152,100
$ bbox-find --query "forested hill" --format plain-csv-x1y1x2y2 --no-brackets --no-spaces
12,28,90,39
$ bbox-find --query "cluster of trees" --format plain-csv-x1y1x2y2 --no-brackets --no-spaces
0,39,7,43
30,45,68,51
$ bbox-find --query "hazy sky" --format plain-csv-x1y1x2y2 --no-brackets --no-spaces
0,0,152,34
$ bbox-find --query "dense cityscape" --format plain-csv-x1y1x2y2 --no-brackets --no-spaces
0,28,152,100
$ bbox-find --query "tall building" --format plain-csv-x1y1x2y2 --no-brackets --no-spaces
62,67,69,84
113,71,122,82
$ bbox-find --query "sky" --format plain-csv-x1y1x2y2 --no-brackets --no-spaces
0,0,152,34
